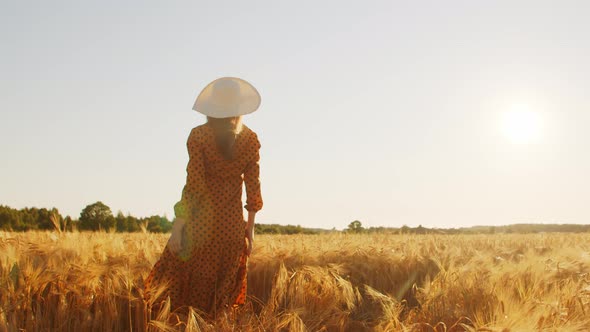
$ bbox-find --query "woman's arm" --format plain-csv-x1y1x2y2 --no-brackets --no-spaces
245,211,255,255
174,128,210,220
244,133,263,256
243,134,263,213
168,217,186,253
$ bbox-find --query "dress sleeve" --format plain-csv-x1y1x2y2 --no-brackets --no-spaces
244,133,263,212
174,129,209,219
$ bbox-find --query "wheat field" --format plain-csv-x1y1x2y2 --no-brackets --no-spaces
1,231,589,331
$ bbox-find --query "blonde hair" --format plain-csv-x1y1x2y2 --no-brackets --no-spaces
207,116,243,160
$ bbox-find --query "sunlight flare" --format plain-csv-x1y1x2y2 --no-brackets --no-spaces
501,104,542,144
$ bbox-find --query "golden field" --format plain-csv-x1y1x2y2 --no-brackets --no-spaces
1,231,589,331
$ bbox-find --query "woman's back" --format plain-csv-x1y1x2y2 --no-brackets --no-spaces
187,123,262,212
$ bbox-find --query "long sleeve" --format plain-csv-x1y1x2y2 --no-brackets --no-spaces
243,134,263,212
174,129,210,219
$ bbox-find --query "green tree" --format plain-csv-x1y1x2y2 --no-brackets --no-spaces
115,211,128,232
35,208,55,230
126,215,140,232
79,201,116,231
347,220,364,233
415,224,426,234
63,216,73,231
145,215,172,233
0,206,19,230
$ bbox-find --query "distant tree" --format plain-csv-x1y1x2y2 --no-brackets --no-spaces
415,224,426,234
367,226,398,234
19,208,37,231
63,216,73,231
48,209,63,232
347,220,364,233
79,201,116,231
255,224,279,234
283,224,303,234
400,225,410,234
145,215,172,233
35,208,55,230
126,215,140,232
254,223,319,235
115,211,128,232
0,206,19,230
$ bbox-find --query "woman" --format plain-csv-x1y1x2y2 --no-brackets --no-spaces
145,77,263,317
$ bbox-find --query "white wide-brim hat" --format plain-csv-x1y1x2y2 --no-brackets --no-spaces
193,77,261,118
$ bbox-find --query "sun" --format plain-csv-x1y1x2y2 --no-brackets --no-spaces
501,104,542,144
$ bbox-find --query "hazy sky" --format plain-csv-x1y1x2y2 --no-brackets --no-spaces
1,1,589,229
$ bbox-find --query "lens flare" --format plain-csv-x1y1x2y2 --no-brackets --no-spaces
501,104,541,144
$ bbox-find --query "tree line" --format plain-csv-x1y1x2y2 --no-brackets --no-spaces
0,202,172,233
344,220,590,234
0,203,317,234
2,203,587,234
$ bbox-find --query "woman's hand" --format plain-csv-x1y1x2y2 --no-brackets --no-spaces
245,226,254,256
168,217,186,254
245,211,256,256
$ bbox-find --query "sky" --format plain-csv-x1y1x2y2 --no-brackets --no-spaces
1,0,589,230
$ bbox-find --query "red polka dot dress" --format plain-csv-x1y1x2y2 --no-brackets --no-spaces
145,123,263,316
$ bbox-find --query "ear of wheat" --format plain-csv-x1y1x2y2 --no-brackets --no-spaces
0,232,589,331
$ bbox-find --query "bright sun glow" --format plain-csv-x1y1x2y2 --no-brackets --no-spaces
501,104,542,144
